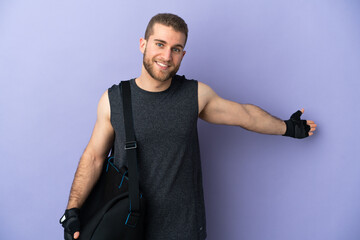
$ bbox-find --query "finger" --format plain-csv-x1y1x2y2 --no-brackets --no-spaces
74,232,80,239
310,127,316,132
309,132,313,136
300,108,304,114
306,120,316,125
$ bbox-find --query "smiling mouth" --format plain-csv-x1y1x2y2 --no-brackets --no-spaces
155,61,170,70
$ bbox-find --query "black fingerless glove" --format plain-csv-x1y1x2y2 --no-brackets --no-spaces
283,110,310,139
59,208,80,240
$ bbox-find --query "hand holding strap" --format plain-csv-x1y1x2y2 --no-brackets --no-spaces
59,208,80,240
283,110,311,139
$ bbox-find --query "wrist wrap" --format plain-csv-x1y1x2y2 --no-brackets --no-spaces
60,208,80,240
283,110,310,139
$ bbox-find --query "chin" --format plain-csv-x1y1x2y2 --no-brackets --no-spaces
151,70,176,82
153,76,171,82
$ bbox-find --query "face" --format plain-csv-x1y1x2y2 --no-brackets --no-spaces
140,23,186,82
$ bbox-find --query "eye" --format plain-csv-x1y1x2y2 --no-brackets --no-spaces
172,48,181,53
156,43,164,47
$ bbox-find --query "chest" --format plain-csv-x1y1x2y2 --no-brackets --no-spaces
131,93,198,143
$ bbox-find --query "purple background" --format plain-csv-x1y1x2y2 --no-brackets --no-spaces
1,0,359,239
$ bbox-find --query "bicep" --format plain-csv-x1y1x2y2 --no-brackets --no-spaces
198,82,251,127
84,90,114,160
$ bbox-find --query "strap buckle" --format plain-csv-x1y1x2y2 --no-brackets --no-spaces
124,141,137,150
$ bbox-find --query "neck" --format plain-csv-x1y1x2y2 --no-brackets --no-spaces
135,66,172,92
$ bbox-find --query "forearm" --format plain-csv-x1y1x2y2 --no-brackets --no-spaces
242,104,286,135
66,151,104,209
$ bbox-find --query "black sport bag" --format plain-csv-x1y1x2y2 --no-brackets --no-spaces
79,81,145,239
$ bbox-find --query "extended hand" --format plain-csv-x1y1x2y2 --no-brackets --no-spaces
283,108,317,138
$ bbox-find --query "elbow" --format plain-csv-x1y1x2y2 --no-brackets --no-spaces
81,149,105,170
238,105,255,130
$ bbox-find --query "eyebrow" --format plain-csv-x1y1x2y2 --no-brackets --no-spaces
153,39,184,49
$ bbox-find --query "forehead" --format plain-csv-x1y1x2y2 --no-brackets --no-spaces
149,23,186,46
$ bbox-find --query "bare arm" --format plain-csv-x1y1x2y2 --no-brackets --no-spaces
66,90,114,209
198,82,316,135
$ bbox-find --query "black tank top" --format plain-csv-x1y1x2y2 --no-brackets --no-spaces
108,75,207,240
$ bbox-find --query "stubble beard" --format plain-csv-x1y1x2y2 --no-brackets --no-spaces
142,48,180,82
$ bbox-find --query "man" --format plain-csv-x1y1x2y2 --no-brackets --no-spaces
60,13,317,240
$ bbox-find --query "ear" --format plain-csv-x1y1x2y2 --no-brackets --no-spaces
139,38,147,54
182,50,186,58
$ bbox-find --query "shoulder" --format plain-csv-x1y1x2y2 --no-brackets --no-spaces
99,89,109,105
197,81,219,115
107,82,125,114
173,76,216,99
108,83,120,97
198,81,218,101
97,89,111,120
174,74,197,86
172,75,199,97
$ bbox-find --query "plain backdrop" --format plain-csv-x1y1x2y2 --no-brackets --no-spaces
0,0,359,239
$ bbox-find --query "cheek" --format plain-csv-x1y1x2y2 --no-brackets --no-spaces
148,49,162,60
173,54,184,64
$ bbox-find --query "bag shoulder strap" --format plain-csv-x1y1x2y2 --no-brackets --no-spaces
120,80,142,226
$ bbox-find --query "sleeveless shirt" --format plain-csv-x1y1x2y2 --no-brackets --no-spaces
108,75,207,240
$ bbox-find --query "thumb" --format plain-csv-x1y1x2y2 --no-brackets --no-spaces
290,109,303,120
300,108,304,114
74,232,80,239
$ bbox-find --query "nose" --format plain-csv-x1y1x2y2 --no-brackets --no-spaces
161,48,172,62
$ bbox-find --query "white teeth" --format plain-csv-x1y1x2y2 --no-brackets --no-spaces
157,62,167,67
